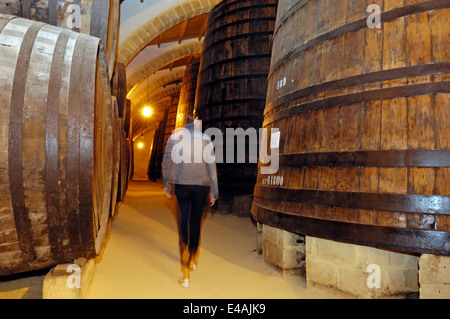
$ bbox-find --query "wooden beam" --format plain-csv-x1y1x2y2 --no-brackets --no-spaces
198,16,208,40
178,19,189,44
156,34,163,48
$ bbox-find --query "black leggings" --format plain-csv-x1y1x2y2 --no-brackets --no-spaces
174,184,209,270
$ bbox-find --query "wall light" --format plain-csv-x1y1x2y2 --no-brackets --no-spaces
137,142,144,149
143,107,152,117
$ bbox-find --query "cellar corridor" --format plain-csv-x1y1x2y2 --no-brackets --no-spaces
83,181,346,299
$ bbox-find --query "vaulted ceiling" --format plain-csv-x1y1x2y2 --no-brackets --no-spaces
119,0,222,138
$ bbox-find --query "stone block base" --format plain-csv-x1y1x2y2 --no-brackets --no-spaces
306,237,419,298
43,258,96,299
262,225,305,277
419,254,450,299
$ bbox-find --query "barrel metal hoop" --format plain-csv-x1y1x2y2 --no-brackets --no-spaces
264,80,450,126
8,21,46,266
279,150,450,169
204,31,275,52
265,62,450,116
207,17,277,38
254,186,450,215
66,34,84,258
210,2,278,25
252,205,450,256
202,73,270,87
45,28,72,263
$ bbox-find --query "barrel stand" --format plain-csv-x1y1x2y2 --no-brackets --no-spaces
42,257,96,299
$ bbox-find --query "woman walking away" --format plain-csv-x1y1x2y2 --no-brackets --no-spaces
162,111,219,288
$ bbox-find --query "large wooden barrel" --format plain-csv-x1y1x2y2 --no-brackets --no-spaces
0,15,114,275
112,62,127,119
117,130,130,202
176,62,201,129
195,0,278,196
148,110,169,182
0,0,120,79
110,97,121,218
164,95,180,147
252,0,450,255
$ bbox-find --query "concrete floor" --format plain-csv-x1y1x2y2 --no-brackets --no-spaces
1,181,349,299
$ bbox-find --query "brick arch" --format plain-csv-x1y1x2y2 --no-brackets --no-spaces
126,40,203,93
128,68,186,106
135,86,182,112
118,0,221,66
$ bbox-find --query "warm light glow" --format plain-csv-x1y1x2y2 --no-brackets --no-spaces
143,107,152,117
137,142,144,149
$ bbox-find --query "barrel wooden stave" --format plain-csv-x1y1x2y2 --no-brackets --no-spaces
0,15,113,276
252,1,450,255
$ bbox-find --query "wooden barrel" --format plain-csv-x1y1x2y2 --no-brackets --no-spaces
112,62,128,119
148,110,169,182
124,99,131,139
176,62,201,129
164,95,180,147
252,0,450,255
0,15,114,275
117,131,130,202
110,97,121,218
2,0,120,79
195,0,278,196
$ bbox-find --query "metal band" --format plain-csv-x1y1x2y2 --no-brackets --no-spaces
201,73,270,87
45,28,72,263
208,17,277,38
252,205,450,256
202,114,263,126
264,81,450,126
198,98,266,109
254,186,450,215
265,62,450,115
79,37,100,257
66,34,83,257
9,21,46,265
279,150,450,168
210,2,278,25
202,54,272,72
272,0,309,36
204,31,275,52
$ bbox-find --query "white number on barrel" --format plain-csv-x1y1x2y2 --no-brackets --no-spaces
262,175,284,186
277,77,287,90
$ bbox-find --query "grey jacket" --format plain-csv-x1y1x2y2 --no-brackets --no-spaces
162,123,219,200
